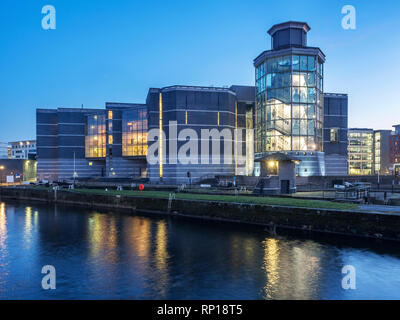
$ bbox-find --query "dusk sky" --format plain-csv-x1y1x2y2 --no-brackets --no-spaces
1,0,399,141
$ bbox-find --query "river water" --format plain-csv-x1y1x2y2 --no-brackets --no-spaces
0,201,399,300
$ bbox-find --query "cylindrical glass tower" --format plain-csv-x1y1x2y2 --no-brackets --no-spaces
254,22,326,176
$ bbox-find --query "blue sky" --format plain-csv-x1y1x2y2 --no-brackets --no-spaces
0,0,399,141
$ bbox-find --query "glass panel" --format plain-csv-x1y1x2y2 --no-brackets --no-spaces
292,56,300,71
85,113,106,158
308,56,315,71
299,87,308,103
307,73,315,87
307,88,316,103
308,121,315,136
300,56,308,71
122,107,148,156
256,54,323,153
280,56,291,71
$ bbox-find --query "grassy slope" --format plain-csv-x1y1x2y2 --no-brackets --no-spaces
69,188,358,210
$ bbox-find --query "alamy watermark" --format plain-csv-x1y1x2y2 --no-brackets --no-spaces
146,121,251,166
342,5,356,30
41,5,56,30
341,265,356,290
41,265,56,290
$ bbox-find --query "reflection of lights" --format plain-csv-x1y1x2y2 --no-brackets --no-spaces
24,207,32,245
155,221,170,297
88,214,118,263
130,218,151,260
0,203,7,250
263,238,280,299
155,221,169,272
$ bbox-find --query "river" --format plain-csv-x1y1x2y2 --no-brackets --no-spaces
0,201,399,299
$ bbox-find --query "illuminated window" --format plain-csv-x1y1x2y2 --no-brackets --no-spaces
185,110,188,125
255,54,322,153
348,130,374,175
330,128,339,143
85,114,106,158
108,110,113,120
108,135,113,145
122,107,148,157
88,162,93,166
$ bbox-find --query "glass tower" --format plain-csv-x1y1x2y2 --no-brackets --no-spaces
254,22,326,176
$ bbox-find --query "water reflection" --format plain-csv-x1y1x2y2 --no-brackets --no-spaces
88,213,118,264
24,206,32,244
154,221,170,297
263,238,280,299
0,202,399,299
126,217,151,261
0,203,7,251
262,239,326,299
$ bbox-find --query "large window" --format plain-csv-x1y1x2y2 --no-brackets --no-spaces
348,131,374,175
122,108,148,156
85,114,106,158
255,54,323,153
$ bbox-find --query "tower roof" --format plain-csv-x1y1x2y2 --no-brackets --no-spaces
267,21,311,36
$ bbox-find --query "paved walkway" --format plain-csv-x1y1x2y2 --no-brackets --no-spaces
358,205,400,215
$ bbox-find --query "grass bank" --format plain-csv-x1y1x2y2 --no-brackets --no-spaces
69,188,358,210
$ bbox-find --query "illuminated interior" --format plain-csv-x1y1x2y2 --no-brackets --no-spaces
122,107,148,157
348,131,373,175
85,114,106,158
255,54,323,153
374,132,381,174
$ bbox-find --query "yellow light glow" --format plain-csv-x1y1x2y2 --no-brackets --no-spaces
268,161,276,168
108,110,113,120
235,102,238,175
159,93,163,178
